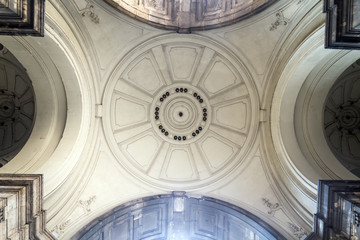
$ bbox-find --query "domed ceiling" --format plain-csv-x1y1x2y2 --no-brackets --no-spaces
103,0,276,31
103,34,258,190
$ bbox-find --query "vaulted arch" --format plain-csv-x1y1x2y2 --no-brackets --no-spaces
74,193,285,240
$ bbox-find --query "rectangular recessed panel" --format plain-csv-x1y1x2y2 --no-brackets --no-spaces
88,231,104,240
189,204,222,240
134,203,168,240
110,219,132,240
142,210,161,235
225,216,269,240
196,210,218,237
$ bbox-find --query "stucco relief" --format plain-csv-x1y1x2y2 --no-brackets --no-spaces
103,35,258,190
103,0,276,31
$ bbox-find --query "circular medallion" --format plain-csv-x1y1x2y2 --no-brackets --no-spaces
151,84,211,144
103,35,258,190
0,58,36,166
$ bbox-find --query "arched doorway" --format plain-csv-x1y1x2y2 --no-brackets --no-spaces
73,193,284,240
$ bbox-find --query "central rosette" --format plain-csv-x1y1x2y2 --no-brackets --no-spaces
151,84,210,143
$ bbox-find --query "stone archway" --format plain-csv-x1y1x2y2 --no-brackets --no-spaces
74,193,284,240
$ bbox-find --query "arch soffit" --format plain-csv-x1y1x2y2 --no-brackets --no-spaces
268,25,360,224
0,1,99,205
73,194,285,240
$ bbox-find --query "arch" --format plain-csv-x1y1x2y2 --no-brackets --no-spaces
73,193,285,240
103,0,277,31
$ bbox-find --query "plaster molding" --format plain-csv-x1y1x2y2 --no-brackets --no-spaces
269,11,290,31
103,34,259,191
260,2,326,227
262,198,282,217
79,1,100,24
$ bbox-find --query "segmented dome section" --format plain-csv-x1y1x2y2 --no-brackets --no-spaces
103,0,276,31
103,35,258,190
324,61,360,175
0,56,36,167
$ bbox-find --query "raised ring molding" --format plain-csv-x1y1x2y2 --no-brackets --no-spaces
103,34,259,191
0,174,55,239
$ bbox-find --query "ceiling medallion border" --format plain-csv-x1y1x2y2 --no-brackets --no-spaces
102,34,259,190
103,0,277,32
